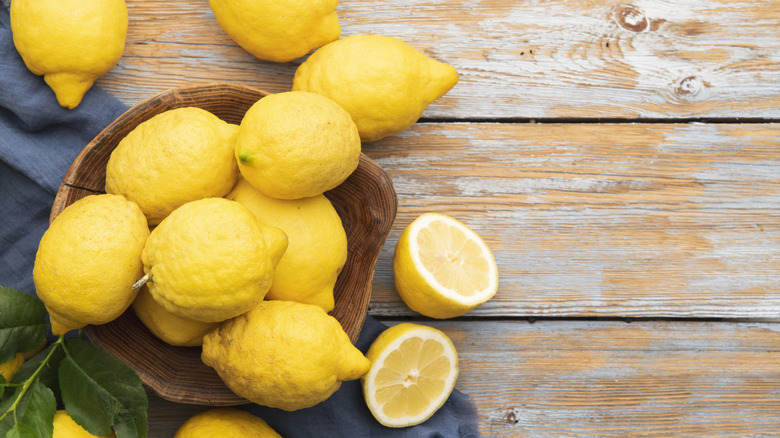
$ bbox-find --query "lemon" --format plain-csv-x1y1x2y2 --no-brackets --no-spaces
209,0,340,63
106,107,240,226
293,34,459,142
393,213,498,319
227,178,347,311
362,323,459,428
53,410,115,438
131,287,219,347
201,300,370,411
142,198,286,323
33,194,149,335
10,0,127,109
174,408,281,438
0,353,24,382
234,91,361,200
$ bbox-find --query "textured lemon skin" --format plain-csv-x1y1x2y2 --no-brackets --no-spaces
234,91,361,200
362,323,459,428
142,198,278,323
131,287,219,347
174,408,281,438
209,0,340,63
33,194,149,336
201,300,370,411
53,410,115,438
106,107,240,226
293,34,459,142
227,178,346,311
10,0,127,109
393,213,498,319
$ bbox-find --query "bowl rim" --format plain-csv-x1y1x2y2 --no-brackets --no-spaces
50,82,398,406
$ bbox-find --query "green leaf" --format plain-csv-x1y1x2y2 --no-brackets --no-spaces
0,286,47,363
6,423,40,438
0,381,56,438
10,344,65,406
59,338,148,438
0,374,5,400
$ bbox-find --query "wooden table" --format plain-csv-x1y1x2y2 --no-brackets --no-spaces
98,1,779,436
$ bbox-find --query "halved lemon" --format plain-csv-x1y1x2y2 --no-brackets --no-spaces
393,212,498,319
362,323,459,428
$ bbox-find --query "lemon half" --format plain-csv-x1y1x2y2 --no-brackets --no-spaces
362,323,459,428
393,212,498,319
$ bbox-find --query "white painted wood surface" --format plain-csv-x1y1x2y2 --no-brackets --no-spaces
98,0,780,119
366,122,780,319
145,320,780,437
23,0,778,435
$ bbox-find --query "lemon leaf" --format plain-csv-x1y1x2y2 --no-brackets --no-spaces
6,423,39,438
10,344,66,406
59,338,148,438
0,286,47,363
0,380,56,438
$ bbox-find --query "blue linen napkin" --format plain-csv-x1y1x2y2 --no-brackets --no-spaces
0,5,479,437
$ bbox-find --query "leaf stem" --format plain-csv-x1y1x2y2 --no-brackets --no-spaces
0,335,65,424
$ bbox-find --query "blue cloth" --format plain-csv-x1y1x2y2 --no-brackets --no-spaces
0,5,479,437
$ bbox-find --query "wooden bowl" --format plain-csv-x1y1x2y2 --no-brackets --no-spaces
50,83,398,406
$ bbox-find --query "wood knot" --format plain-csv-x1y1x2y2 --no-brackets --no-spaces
677,76,703,96
615,5,649,32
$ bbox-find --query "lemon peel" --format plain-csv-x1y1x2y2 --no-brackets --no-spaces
202,300,370,411
293,34,458,142
10,0,128,109
33,194,149,336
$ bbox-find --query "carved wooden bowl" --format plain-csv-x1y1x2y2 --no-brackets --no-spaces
49,83,397,406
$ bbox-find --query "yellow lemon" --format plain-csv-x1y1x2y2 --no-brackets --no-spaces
0,353,24,382
235,91,361,200
209,0,340,63
33,194,149,336
362,323,459,428
174,408,281,438
393,213,498,319
142,198,286,323
53,410,115,438
131,287,219,347
227,178,347,312
293,34,458,142
10,0,127,109
106,107,240,226
201,300,370,411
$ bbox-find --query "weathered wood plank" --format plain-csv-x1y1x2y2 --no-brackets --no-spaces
97,0,780,119
364,123,780,318
144,320,780,437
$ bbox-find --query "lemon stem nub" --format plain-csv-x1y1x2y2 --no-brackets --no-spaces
132,272,150,290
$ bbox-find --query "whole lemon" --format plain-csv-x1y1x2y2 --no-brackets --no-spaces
53,409,115,438
175,408,281,438
33,194,149,336
201,300,370,411
10,0,127,109
131,287,219,347
209,0,340,63
227,178,347,311
106,107,240,226
235,91,361,200
142,198,285,323
293,34,459,142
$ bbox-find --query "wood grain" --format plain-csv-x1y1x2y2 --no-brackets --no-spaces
97,0,780,119
364,122,780,318
144,320,780,437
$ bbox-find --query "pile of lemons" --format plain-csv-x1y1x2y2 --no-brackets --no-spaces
15,0,502,432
